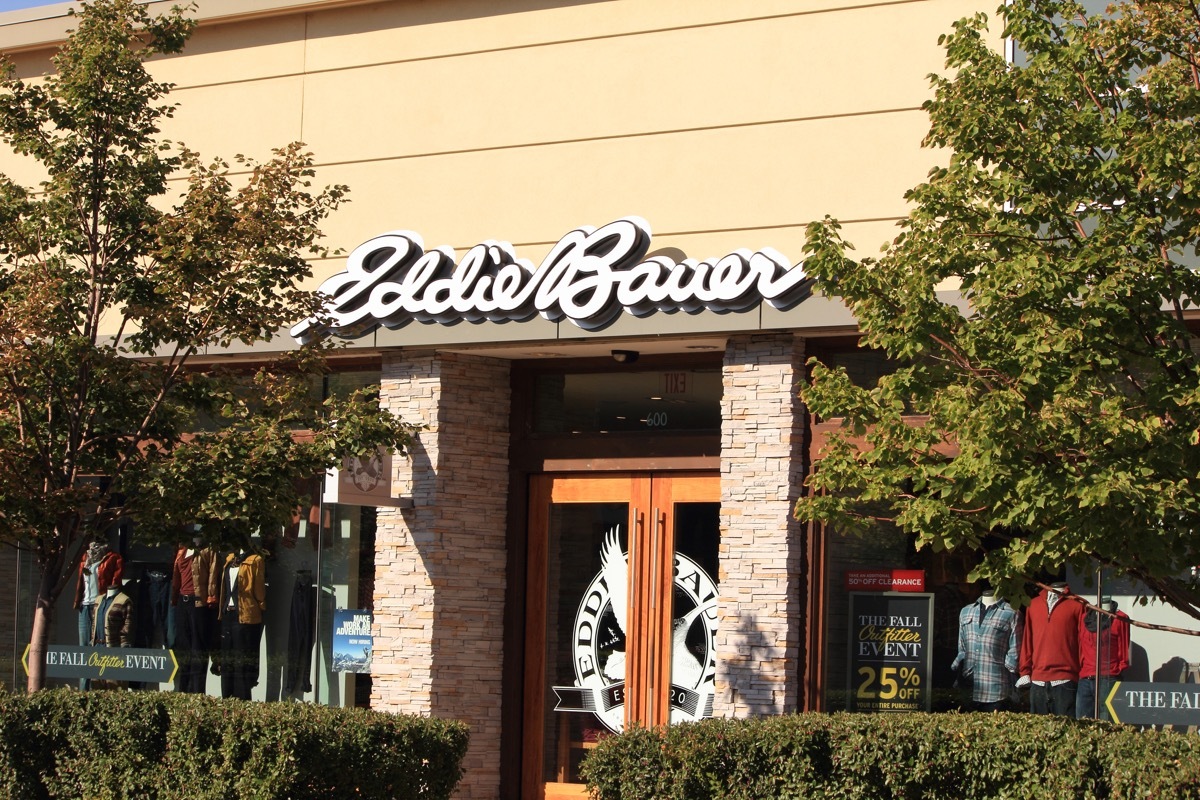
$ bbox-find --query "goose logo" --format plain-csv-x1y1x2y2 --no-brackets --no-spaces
552,527,717,732
346,452,384,493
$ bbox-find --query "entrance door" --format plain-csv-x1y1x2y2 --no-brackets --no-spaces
523,473,720,799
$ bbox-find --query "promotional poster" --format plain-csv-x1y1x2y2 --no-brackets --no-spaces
332,609,373,673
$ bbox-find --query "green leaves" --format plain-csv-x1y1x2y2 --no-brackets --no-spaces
582,712,1200,800
124,143,347,353
1,689,469,800
0,0,414,688
797,1,1200,619
125,360,419,551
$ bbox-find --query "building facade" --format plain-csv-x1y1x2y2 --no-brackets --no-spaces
2,2,1198,799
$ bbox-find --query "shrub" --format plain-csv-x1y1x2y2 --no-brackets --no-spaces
581,712,1200,800
0,689,468,800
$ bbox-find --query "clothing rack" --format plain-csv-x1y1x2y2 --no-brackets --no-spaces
128,559,171,575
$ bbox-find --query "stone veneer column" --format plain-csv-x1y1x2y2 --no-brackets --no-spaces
716,333,806,716
373,351,510,800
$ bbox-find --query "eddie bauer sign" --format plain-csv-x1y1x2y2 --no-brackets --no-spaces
23,645,178,683
290,217,812,342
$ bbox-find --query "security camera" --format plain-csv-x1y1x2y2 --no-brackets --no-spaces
611,349,639,364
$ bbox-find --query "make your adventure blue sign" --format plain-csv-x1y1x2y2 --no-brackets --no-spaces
332,609,373,673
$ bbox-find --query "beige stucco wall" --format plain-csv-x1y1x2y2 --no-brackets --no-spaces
0,0,999,343
0,2,999,797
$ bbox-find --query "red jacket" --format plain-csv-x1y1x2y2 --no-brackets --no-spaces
73,552,124,609
1079,608,1130,679
1019,587,1083,682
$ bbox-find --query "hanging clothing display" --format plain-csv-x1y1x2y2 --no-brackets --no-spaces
135,567,172,648
286,570,317,696
1076,603,1131,720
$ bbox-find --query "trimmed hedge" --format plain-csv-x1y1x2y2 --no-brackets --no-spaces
0,689,468,800
579,712,1200,800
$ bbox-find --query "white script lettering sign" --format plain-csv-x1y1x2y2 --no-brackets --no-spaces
290,217,811,342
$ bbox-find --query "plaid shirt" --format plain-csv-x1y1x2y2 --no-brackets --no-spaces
951,599,1022,703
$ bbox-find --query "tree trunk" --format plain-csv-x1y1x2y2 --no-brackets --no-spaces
26,566,59,692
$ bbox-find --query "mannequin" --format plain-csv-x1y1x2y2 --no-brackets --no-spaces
1018,580,1083,716
86,579,134,690
1076,597,1130,720
93,583,120,645
172,534,222,693
74,541,124,687
103,580,136,649
216,549,267,700
951,585,1021,711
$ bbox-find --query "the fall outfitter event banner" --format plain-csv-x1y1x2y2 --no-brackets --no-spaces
847,592,933,712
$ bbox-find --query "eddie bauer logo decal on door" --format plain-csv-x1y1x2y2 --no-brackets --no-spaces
552,527,718,733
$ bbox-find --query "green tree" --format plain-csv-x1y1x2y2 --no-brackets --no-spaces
0,0,418,691
796,0,1200,621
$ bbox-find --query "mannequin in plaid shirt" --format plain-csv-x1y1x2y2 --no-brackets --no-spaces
952,587,1022,711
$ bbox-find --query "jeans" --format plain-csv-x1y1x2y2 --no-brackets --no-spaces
1030,681,1077,716
77,604,95,690
285,576,316,696
219,613,264,701
971,699,1007,712
139,570,172,648
94,594,115,645
175,599,215,693
1076,676,1117,720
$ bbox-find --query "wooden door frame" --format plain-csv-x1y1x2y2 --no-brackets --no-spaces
521,472,718,800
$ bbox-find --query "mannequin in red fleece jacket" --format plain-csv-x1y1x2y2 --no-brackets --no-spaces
1019,582,1083,716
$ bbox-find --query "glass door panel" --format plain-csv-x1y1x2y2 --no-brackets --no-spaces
665,494,720,726
541,500,627,784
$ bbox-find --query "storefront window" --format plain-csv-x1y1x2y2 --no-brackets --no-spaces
821,521,981,713
2,547,35,692
533,368,721,434
817,349,896,390
819,521,1200,730
4,500,373,704
809,343,1200,724
2,369,383,705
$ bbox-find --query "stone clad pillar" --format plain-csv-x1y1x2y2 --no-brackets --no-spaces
716,333,807,716
373,351,511,799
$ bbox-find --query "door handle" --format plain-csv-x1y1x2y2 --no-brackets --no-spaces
649,507,660,613
648,507,662,724
628,509,640,619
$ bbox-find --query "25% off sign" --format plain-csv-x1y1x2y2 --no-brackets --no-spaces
857,665,923,705
847,592,934,712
